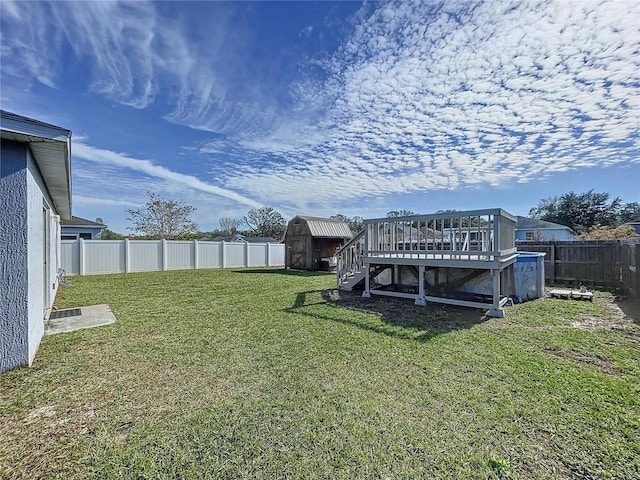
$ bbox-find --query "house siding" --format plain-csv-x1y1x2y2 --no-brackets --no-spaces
0,141,30,371
515,228,573,241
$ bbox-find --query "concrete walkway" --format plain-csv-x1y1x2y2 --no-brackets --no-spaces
45,304,116,335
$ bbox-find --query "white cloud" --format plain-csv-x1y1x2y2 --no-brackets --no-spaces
73,195,136,207
73,142,263,208
212,0,639,211
3,0,638,216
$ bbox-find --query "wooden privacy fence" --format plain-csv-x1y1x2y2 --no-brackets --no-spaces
516,240,640,296
61,239,285,276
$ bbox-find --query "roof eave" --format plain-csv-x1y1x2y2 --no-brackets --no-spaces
1,118,72,219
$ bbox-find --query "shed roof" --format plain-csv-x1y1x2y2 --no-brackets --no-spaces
0,110,72,219
516,216,572,231
291,216,353,239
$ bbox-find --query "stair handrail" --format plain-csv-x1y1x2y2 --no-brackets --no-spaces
336,229,365,288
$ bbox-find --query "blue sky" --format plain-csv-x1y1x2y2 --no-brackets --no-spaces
1,0,638,234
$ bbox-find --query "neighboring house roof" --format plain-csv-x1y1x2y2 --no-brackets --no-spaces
515,216,572,231
0,110,72,219
239,236,279,243
201,235,278,243
291,216,353,238
60,216,106,228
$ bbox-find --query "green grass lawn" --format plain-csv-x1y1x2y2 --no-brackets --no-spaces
1,268,639,479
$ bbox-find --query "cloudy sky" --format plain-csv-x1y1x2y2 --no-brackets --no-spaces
1,0,638,233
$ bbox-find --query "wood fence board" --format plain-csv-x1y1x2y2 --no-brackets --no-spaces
516,240,640,296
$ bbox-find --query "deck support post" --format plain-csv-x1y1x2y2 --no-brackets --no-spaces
488,269,504,318
362,263,371,298
415,264,427,306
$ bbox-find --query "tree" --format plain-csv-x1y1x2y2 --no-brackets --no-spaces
101,228,125,240
126,192,198,239
331,214,364,234
579,225,639,240
219,216,241,240
386,210,417,218
243,207,286,240
529,190,623,233
618,202,640,224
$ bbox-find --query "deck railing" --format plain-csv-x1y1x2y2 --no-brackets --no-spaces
363,208,517,263
336,229,365,287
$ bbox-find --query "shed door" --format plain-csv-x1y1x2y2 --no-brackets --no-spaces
289,237,305,269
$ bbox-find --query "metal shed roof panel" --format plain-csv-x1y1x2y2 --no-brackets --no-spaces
297,216,353,238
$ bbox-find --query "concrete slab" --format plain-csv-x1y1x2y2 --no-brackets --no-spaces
550,289,594,301
45,304,116,335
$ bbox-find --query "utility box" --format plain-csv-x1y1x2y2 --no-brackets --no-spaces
514,252,546,301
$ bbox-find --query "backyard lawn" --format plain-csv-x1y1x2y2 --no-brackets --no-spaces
1,268,638,479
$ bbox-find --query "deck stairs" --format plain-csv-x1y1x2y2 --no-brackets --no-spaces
336,229,367,291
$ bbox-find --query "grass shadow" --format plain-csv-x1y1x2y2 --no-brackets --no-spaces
233,268,332,277
284,289,489,342
615,296,640,327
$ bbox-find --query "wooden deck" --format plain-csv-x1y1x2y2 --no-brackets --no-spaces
336,208,518,317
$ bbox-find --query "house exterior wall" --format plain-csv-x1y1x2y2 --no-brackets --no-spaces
0,140,60,372
61,225,103,239
1,141,30,371
27,150,61,363
515,228,573,241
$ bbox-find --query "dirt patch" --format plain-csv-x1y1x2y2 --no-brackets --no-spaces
542,347,621,376
572,298,637,332
322,289,488,331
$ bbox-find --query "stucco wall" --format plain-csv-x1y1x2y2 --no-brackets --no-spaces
0,141,60,372
0,140,29,372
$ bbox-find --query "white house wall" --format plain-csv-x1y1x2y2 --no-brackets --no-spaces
27,150,60,364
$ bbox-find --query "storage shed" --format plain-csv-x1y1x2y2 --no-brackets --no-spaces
285,216,353,271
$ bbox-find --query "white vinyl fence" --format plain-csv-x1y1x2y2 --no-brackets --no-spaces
61,239,285,276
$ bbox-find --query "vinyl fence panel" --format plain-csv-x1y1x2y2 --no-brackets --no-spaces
129,240,162,272
60,240,79,276
83,240,126,275
198,242,222,269
61,239,285,276
224,242,246,268
166,241,195,270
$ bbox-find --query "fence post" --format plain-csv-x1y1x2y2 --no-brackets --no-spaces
162,239,167,271
245,241,250,267
266,243,271,267
193,240,199,270
549,243,556,284
125,239,130,273
79,238,85,276
221,241,226,269
636,243,640,299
